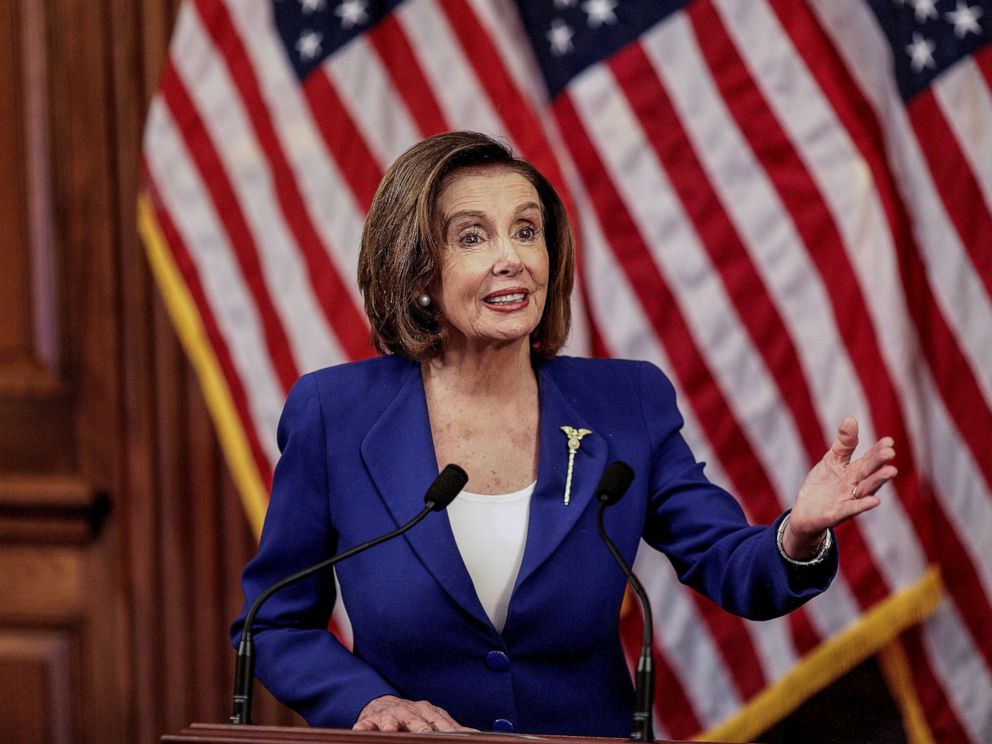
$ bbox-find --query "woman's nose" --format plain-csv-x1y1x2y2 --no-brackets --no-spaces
492,235,524,276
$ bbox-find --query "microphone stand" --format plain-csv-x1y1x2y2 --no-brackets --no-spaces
596,462,655,742
231,464,467,725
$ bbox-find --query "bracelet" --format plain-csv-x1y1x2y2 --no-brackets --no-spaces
776,513,832,566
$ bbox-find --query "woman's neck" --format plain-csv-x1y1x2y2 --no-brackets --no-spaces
422,339,535,398
421,339,540,494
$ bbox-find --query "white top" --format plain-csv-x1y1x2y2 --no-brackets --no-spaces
446,481,535,633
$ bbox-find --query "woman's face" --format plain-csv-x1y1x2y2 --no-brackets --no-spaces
433,167,550,354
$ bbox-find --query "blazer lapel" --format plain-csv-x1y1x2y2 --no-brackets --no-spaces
360,363,491,627
514,363,609,591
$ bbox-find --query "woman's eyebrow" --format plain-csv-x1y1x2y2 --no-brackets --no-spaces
443,202,541,232
443,210,487,232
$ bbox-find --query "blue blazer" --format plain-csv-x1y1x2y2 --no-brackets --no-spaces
233,355,836,736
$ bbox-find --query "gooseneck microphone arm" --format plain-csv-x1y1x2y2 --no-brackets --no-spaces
231,464,468,725
595,461,655,742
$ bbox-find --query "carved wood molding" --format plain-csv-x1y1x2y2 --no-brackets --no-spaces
0,475,109,544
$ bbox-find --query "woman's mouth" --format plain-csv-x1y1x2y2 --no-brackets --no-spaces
484,292,527,305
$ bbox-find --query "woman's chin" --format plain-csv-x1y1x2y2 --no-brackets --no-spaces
486,324,541,346
446,329,536,355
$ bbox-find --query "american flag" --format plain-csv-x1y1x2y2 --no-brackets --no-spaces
139,0,992,740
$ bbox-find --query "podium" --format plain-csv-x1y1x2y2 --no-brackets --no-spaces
161,724,702,744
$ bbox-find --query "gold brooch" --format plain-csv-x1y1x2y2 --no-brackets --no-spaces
560,426,592,505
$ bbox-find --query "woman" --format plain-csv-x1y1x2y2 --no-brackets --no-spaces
233,131,897,736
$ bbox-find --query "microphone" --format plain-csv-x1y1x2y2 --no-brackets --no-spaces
231,464,468,725
595,461,655,742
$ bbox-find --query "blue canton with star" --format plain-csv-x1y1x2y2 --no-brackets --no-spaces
273,0,406,80
515,0,689,100
867,0,991,100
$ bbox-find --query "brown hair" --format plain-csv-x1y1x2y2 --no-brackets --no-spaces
358,131,574,361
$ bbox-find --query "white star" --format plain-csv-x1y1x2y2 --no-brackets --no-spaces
547,18,575,56
335,0,368,29
945,1,983,38
295,29,323,61
554,0,578,8
582,0,618,28
906,32,936,71
911,0,938,22
299,0,326,13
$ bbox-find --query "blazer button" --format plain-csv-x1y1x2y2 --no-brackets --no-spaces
485,650,510,671
492,719,514,732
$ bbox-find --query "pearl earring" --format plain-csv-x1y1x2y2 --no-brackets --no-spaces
417,294,431,308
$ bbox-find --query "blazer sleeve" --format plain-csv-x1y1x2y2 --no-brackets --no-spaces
231,373,399,726
636,362,837,620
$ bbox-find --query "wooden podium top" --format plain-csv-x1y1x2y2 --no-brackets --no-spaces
161,723,701,744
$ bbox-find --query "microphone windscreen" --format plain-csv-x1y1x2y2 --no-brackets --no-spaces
425,464,468,511
596,461,635,505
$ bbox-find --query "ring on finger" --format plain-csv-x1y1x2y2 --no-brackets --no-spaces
851,485,860,500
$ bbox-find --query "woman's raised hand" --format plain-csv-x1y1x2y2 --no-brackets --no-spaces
783,416,897,560
353,695,475,733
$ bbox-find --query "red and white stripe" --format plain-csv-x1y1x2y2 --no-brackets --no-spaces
142,0,992,739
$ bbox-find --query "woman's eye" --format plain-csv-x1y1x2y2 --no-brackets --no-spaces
516,226,538,242
458,231,483,247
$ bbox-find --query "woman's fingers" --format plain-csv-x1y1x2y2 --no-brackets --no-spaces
353,696,469,733
405,717,434,734
852,437,897,483
353,713,400,732
829,416,860,464
413,700,464,732
855,464,898,499
792,420,897,535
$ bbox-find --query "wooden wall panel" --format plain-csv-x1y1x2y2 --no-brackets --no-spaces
0,631,73,744
0,0,32,365
1,0,301,741
0,0,71,472
0,479,118,744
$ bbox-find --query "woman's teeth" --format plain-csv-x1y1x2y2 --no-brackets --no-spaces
486,293,526,305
